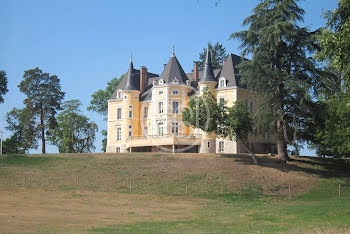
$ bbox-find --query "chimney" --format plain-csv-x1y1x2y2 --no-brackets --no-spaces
140,66,147,93
194,63,199,83
222,59,226,66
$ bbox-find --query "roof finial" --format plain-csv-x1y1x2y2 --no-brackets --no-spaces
206,43,210,60
130,51,133,63
172,45,175,57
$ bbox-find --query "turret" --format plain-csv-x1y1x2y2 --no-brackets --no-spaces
122,55,140,151
198,45,217,95
198,45,217,153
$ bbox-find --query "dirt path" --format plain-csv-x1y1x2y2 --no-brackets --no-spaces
0,189,204,233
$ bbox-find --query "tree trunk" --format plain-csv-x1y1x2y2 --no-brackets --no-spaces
40,105,46,154
242,141,259,165
277,119,288,162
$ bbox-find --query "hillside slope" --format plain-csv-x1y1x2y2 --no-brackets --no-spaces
0,153,349,233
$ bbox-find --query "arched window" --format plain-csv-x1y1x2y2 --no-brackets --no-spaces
219,77,226,88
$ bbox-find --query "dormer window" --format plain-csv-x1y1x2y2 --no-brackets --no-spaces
159,79,164,85
186,80,191,86
219,78,226,88
117,90,122,99
172,77,179,84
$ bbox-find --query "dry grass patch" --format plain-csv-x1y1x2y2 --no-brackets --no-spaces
0,189,205,233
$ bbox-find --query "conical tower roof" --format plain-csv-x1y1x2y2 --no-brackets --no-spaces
124,55,139,91
199,45,216,82
160,48,188,84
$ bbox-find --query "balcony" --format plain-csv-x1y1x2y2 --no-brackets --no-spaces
125,134,202,148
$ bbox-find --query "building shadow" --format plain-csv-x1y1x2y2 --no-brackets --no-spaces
220,153,350,179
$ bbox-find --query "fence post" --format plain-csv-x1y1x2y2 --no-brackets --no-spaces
288,185,291,200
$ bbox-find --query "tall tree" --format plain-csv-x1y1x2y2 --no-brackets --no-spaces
193,42,228,70
312,0,350,157
230,0,320,162
88,75,122,151
0,70,9,103
18,67,65,154
5,108,37,153
49,99,98,153
317,0,350,86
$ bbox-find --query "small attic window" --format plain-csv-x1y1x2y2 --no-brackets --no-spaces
117,90,122,99
219,77,226,88
186,80,191,86
172,77,179,84
159,79,164,85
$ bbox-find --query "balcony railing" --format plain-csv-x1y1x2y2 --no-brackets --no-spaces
126,134,202,143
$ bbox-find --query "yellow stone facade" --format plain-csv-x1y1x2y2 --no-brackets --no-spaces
106,52,276,154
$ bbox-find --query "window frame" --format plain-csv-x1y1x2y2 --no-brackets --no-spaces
219,141,224,152
172,122,179,135
117,90,122,99
158,101,164,114
158,122,164,135
219,77,226,88
117,107,122,120
172,100,179,114
143,106,148,119
116,127,122,141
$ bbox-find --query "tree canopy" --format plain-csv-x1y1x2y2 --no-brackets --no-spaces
182,91,221,133
49,99,98,153
317,0,350,86
0,70,9,103
18,67,65,154
193,42,228,71
88,75,122,151
311,0,350,158
88,76,122,118
230,0,321,162
5,107,37,153
182,92,258,164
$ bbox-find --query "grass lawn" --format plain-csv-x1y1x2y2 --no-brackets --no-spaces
0,153,349,233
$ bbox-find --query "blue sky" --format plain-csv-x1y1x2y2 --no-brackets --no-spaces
0,0,338,154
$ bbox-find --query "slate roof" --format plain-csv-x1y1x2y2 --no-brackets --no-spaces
216,53,244,88
159,54,189,84
110,69,159,99
124,59,139,91
198,46,216,82
110,53,246,101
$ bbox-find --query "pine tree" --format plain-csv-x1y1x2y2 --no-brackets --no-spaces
18,67,65,154
193,42,227,70
230,0,320,161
